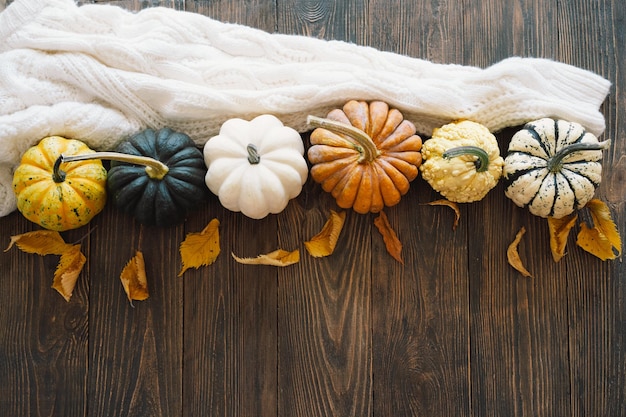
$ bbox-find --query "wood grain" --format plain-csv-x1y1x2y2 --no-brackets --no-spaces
178,3,280,416
561,2,626,417
460,3,574,416
86,206,184,417
0,213,90,417
0,0,624,416
367,2,471,416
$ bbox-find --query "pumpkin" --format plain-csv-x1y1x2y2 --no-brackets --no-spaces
306,100,422,214
203,114,308,219
503,118,611,218
106,128,209,226
61,128,210,226
12,136,108,231
420,120,504,203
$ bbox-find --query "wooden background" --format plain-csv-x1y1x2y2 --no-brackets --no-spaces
1,0,624,416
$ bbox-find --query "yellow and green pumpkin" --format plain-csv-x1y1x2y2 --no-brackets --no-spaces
12,136,108,231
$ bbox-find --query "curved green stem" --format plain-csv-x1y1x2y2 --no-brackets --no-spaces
52,156,67,183
57,152,170,180
247,144,261,164
548,140,611,173
307,115,380,163
443,145,491,172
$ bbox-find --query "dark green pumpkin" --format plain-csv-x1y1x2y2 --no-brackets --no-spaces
107,128,209,226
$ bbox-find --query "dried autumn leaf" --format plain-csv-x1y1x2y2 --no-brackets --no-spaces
577,224,607,260
373,211,404,264
52,244,86,302
547,213,578,262
507,226,533,278
5,230,71,255
576,199,622,260
178,218,220,276
232,249,300,266
120,251,149,304
304,210,346,257
426,199,461,231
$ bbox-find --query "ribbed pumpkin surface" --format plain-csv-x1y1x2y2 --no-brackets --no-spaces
107,128,209,226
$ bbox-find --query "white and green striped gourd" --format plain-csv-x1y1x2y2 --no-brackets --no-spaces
503,118,611,219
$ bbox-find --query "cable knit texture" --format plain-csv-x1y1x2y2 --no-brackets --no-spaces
0,0,611,217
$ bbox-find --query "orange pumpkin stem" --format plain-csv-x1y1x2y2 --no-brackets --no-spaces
307,115,381,163
59,152,170,180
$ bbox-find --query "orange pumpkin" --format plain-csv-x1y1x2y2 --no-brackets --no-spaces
307,100,423,214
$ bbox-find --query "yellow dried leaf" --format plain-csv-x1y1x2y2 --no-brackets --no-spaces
426,199,461,231
5,230,71,255
52,245,86,302
232,249,300,266
507,226,533,278
576,199,622,260
547,213,578,262
577,223,619,261
120,251,149,304
178,218,221,276
304,210,346,257
373,211,404,264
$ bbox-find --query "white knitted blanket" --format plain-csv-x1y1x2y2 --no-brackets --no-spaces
0,0,611,217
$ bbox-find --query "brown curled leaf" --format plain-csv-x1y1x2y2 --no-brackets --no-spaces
507,226,533,278
373,211,404,264
547,213,578,262
426,199,460,231
304,210,346,257
120,250,149,304
232,249,300,267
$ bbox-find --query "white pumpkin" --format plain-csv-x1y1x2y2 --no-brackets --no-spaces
503,118,611,219
203,115,308,219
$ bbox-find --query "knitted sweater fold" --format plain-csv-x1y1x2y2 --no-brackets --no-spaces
0,0,611,217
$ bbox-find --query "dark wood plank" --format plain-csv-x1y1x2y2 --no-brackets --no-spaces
561,1,626,416
86,205,184,417
277,200,373,417
0,0,624,416
367,0,463,62
187,0,276,28
84,0,185,10
468,198,573,417
178,3,280,417
463,1,574,416
366,1,470,416
68,5,187,417
182,204,280,417
274,4,373,416
371,200,471,417
0,213,89,417
277,0,368,43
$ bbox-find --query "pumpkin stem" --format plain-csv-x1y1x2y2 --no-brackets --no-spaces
247,144,261,164
547,140,612,173
52,156,67,183
442,146,491,173
60,152,170,180
307,115,381,163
